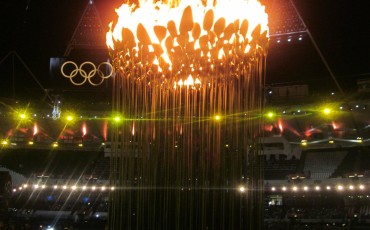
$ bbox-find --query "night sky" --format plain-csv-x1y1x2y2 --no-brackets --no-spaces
266,0,370,93
0,0,370,100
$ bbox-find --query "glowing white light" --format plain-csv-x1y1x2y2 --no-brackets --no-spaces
271,187,276,191
349,185,354,190
238,186,246,193
292,186,298,191
303,186,309,191
282,186,287,191
326,186,331,190
359,185,365,190
337,185,344,191
315,186,320,191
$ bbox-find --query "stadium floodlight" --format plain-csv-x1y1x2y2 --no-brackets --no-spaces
13,109,31,122
238,185,246,193
213,115,223,122
301,140,307,146
52,142,58,148
323,108,331,115
266,112,276,119
112,114,124,124
1,140,9,146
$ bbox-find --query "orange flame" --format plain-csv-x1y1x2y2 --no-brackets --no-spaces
332,121,339,130
103,121,108,141
107,0,268,50
107,0,269,88
33,124,38,136
278,119,283,133
82,123,87,137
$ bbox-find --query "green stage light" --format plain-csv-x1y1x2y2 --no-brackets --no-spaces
112,115,124,124
323,108,331,115
267,112,274,118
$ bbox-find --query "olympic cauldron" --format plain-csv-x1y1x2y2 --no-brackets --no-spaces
107,0,268,88
106,0,269,229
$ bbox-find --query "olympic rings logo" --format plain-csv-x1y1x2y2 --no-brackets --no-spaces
61,61,114,86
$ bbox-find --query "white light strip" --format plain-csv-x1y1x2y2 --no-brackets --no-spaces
13,184,367,193
15,184,115,192
266,184,367,192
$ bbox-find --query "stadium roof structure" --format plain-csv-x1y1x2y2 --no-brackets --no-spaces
63,0,107,57
263,0,343,93
263,0,306,38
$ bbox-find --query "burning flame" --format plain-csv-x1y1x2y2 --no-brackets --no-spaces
82,123,87,137
103,121,108,141
33,124,38,136
278,119,283,133
107,0,269,88
332,121,339,130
